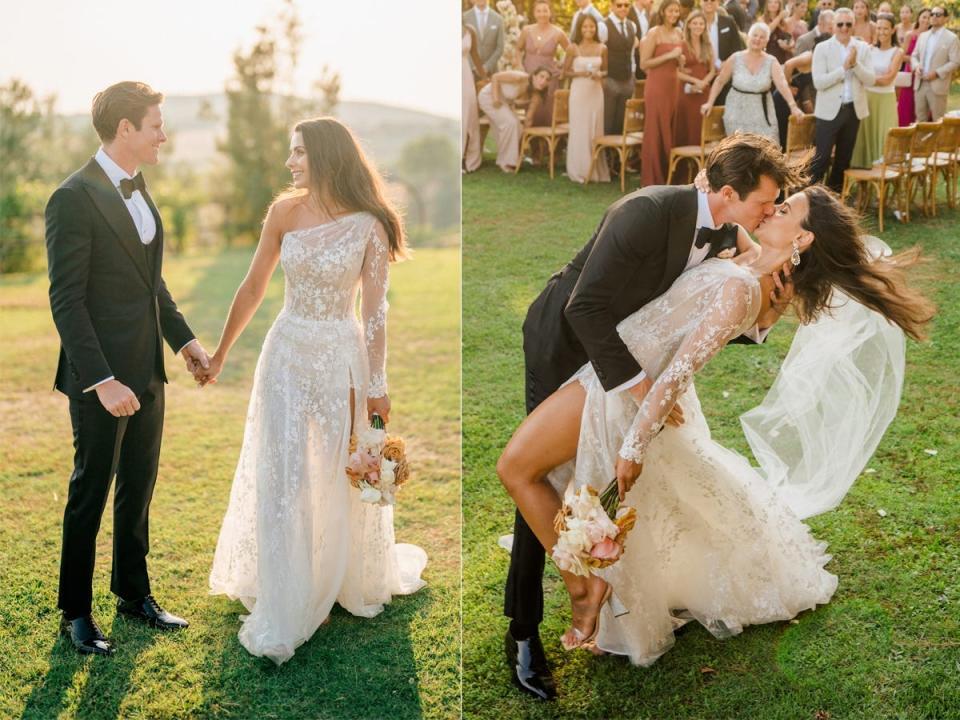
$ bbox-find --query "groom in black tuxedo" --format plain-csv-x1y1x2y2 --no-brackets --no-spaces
46,81,209,655
503,135,804,700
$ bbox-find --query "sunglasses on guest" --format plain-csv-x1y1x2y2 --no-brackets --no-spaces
834,21,853,27
931,10,946,16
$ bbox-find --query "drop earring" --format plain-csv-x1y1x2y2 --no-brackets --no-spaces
791,239,801,266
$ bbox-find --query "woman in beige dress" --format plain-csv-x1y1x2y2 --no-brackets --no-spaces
477,68,551,172
563,14,610,183
463,24,487,173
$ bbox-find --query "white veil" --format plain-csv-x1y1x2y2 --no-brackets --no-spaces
740,237,906,520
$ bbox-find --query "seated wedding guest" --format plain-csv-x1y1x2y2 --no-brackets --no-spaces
464,0,506,77
640,0,685,185
570,0,609,43
463,24,487,173
477,68,552,172
797,8,834,53
605,0,640,135
809,7,875,191
852,13,903,167
910,5,960,121
675,11,717,151
852,0,877,44
898,7,929,125
519,0,570,126
702,22,803,144
564,14,610,183
763,0,797,64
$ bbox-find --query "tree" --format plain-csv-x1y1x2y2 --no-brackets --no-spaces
395,135,460,231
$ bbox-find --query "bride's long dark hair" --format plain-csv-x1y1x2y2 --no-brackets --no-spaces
790,185,935,341
288,117,407,261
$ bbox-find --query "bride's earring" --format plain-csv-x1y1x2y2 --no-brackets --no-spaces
791,239,801,267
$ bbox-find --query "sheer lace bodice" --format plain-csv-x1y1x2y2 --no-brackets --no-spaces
280,211,388,396
616,259,761,464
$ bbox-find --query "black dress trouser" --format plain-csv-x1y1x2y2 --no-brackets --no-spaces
810,102,861,193
58,369,164,618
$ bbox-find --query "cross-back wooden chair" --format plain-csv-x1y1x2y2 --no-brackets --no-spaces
516,89,570,179
586,98,645,192
665,106,725,185
841,126,913,232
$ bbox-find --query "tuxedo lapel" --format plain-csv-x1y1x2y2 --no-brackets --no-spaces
659,186,699,293
80,159,152,287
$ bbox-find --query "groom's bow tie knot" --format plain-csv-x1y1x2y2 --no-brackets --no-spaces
119,172,146,200
695,223,738,250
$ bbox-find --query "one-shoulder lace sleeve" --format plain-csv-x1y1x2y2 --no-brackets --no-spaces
619,276,759,463
361,220,389,398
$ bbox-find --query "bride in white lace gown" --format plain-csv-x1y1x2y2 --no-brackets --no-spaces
205,118,426,665
499,185,932,664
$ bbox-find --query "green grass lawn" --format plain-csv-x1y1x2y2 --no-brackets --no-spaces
0,244,461,720
462,165,959,720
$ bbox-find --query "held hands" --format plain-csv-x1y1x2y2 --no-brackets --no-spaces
180,339,218,387
367,395,391,424
194,352,224,388
95,379,140,417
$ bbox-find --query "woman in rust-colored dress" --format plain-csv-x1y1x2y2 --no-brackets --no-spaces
519,0,570,126
640,0,685,186
674,11,716,150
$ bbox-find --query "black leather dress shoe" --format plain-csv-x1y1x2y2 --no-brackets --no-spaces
117,595,189,630
505,630,557,701
60,613,114,656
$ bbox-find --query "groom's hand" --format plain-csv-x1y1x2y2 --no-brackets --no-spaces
616,456,644,501
95,379,141,417
181,339,210,381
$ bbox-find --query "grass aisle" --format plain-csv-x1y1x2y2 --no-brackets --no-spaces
0,246,460,720
463,166,959,720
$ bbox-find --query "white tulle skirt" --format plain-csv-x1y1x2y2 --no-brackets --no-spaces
209,311,427,665
548,367,838,666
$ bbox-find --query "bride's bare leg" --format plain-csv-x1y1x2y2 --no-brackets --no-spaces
497,382,610,644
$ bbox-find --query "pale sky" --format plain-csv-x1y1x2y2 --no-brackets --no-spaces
0,0,459,119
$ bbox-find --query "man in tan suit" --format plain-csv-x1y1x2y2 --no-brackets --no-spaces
911,6,960,121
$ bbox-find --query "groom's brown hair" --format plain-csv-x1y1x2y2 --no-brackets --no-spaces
92,81,164,142
705,132,809,198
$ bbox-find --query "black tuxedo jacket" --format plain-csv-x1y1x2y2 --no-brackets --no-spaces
714,13,746,62
523,185,740,394
45,158,194,398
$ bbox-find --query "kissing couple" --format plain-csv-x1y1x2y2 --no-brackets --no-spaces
46,81,426,665
497,133,934,700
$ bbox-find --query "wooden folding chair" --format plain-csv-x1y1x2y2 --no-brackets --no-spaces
516,89,570,179
908,121,944,216
633,79,645,99
665,106,725,185
841,126,913,232
587,99,645,192
933,116,960,209
786,113,816,159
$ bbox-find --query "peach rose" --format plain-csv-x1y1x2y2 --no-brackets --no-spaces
589,537,622,561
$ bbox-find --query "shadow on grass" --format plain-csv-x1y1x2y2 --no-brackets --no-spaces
200,589,432,719
21,615,158,720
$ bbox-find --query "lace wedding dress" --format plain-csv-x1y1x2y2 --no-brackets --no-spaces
549,258,840,665
209,212,427,665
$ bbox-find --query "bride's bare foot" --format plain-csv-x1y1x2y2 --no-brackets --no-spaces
560,574,612,651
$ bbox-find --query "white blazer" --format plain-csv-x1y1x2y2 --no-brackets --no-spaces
812,36,876,120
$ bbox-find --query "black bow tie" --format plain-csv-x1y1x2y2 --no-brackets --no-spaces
119,172,146,200
695,223,738,250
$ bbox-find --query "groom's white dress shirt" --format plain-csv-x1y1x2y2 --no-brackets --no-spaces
609,191,767,395
85,148,192,392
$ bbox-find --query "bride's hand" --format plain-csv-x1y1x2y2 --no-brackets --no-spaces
196,352,224,387
615,456,644,501
367,395,391,424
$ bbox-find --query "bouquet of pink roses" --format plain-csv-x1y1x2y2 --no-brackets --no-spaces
345,414,409,506
551,480,637,577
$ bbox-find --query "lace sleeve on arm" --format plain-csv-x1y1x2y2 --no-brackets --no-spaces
619,276,759,463
361,220,390,398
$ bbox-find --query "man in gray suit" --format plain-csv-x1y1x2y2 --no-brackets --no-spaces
796,9,834,54
464,0,505,76
911,5,960,121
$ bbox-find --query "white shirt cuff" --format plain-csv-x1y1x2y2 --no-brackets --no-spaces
178,339,197,355
743,324,771,343
608,370,647,395
84,376,115,393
